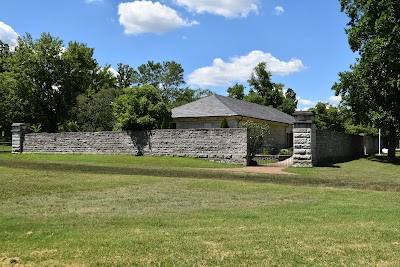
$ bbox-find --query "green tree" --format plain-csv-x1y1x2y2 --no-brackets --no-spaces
220,118,229,128
247,62,274,106
278,88,298,115
172,87,213,108
246,62,296,114
74,88,119,132
7,33,98,132
227,83,245,100
116,63,137,90
135,61,185,103
309,102,345,132
0,41,13,139
333,0,400,160
113,85,171,131
239,121,270,157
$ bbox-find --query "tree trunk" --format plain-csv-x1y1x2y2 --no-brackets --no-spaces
387,125,397,161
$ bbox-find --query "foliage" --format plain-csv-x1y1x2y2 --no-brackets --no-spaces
228,62,298,115
30,124,42,133
278,88,298,115
113,85,171,131
171,87,213,108
116,63,137,90
58,121,81,132
227,83,245,100
135,61,185,103
220,118,229,128
278,148,293,156
5,33,99,132
239,120,270,157
309,102,345,132
333,0,400,160
74,88,120,132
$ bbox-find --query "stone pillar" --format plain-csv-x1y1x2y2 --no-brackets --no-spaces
11,123,31,154
292,111,316,167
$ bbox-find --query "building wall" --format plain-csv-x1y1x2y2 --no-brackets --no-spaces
20,129,249,165
173,116,293,151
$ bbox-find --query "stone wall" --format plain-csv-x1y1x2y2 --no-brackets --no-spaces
293,111,380,166
174,116,293,151
316,130,364,162
19,128,249,165
316,130,381,163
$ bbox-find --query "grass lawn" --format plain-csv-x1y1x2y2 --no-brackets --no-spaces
0,154,400,266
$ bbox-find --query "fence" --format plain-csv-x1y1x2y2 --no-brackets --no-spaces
252,155,293,167
0,141,11,153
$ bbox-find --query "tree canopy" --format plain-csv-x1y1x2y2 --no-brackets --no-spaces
4,33,100,132
226,62,298,115
112,85,171,131
333,0,400,160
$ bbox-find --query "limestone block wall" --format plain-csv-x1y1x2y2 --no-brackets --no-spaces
316,130,364,162
316,130,381,163
20,129,249,165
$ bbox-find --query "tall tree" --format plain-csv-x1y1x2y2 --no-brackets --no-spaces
333,0,400,160
278,88,298,115
227,83,245,100
247,62,274,105
8,33,98,132
135,61,185,103
244,62,297,114
116,63,137,90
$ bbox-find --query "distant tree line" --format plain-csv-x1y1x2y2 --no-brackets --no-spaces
0,32,212,136
0,32,301,138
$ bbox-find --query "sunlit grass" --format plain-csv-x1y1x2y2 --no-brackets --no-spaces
0,154,400,266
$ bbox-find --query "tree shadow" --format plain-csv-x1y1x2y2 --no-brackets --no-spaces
128,130,151,156
368,154,400,165
315,156,365,168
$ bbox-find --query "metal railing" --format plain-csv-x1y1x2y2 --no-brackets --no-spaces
0,141,11,153
252,155,293,167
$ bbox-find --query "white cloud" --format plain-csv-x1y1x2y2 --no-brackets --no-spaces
175,0,259,18
329,95,342,106
0,21,19,48
297,96,316,106
108,67,119,77
188,50,306,87
118,1,198,35
274,6,285,15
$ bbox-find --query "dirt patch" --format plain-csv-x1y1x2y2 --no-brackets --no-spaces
215,166,296,175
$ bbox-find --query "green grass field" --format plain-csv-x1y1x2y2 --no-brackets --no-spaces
1,153,400,266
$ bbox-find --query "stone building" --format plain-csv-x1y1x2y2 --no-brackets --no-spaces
172,94,294,152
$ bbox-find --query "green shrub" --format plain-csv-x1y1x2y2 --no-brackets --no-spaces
220,118,229,128
278,148,293,156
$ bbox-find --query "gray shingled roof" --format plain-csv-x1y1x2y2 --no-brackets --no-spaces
172,94,294,124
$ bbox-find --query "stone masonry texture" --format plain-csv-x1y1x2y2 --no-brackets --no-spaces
21,129,250,165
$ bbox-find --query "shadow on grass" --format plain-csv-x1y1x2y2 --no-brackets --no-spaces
315,156,365,168
1,160,399,192
368,154,400,165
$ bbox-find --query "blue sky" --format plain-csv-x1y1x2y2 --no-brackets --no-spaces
0,0,356,109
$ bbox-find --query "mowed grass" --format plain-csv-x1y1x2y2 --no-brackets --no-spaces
0,154,400,266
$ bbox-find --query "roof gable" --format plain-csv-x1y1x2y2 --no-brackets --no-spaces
172,94,294,124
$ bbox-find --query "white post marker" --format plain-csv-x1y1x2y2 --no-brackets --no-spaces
379,128,381,155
